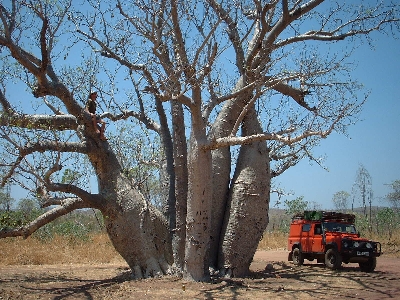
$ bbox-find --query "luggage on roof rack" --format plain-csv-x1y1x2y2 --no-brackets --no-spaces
292,211,356,223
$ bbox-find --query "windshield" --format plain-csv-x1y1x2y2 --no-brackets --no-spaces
322,222,357,234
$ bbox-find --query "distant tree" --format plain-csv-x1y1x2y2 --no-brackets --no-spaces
332,191,350,212
352,164,373,221
375,207,397,240
17,198,40,214
284,196,309,216
0,198,41,229
111,122,166,210
386,180,400,212
353,212,369,235
0,186,14,212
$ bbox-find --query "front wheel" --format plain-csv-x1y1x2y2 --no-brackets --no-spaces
359,257,377,272
325,248,342,269
292,248,304,266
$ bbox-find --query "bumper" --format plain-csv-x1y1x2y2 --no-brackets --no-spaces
342,242,381,258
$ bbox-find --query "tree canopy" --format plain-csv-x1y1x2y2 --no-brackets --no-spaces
0,0,399,281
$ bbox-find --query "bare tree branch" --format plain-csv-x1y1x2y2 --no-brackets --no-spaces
272,81,316,112
0,113,78,131
207,0,245,73
0,3,82,117
264,0,324,50
43,97,65,115
171,0,195,83
1,140,88,187
22,141,88,156
276,3,400,48
205,129,326,150
39,17,49,73
0,197,91,239
205,112,340,150
0,88,13,114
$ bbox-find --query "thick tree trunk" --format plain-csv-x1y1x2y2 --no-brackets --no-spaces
184,117,213,281
208,77,250,268
101,175,173,279
209,147,231,268
156,97,175,220
171,101,188,271
218,106,270,277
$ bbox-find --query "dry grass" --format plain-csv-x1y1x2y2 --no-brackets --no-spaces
257,231,287,251
0,232,285,266
0,233,125,265
1,230,398,266
362,231,400,257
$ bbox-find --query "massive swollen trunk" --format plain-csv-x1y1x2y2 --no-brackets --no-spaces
101,175,173,279
209,144,231,268
218,106,271,277
184,118,213,281
208,77,250,268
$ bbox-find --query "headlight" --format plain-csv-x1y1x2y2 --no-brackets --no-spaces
343,240,353,248
366,242,372,249
353,241,359,248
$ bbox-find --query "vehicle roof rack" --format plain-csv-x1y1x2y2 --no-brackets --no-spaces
292,211,355,223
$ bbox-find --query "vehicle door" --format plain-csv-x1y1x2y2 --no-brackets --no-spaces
301,223,312,252
311,223,324,253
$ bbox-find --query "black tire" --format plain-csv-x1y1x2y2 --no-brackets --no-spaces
359,257,377,272
325,248,342,269
292,248,304,266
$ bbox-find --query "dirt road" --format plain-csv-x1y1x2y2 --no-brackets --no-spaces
1,251,399,299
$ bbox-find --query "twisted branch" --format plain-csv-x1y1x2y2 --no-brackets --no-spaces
0,197,91,239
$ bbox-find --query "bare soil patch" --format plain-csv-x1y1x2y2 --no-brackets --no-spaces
1,251,399,299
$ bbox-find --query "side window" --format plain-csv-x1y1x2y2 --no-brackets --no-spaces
302,224,311,232
314,224,322,235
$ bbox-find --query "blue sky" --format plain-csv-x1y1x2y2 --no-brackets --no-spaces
6,2,400,211
271,32,400,209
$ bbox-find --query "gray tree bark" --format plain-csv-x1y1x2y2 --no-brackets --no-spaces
208,77,251,268
183,105,213,281
103,176,173,278
171,101,188,271
87,127,174,279
218,105,270,277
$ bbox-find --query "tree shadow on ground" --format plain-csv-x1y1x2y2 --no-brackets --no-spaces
2,262,399,300
246,261,398,299
14,270,133,300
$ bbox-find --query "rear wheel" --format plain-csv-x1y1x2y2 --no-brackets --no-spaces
359,257,377,272
292,248,304,266
325,248,342,269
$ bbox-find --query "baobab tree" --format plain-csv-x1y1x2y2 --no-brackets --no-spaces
0,0,399,281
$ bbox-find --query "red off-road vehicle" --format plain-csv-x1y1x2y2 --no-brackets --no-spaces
288,211,381,272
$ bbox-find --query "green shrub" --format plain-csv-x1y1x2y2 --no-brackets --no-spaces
0,209,42,229
33,210,104,243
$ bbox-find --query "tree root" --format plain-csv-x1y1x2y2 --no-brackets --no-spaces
130,257,172,279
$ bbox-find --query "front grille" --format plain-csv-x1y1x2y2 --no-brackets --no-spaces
341,239,381,256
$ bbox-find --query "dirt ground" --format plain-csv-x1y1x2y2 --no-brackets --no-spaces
0,251,399,299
